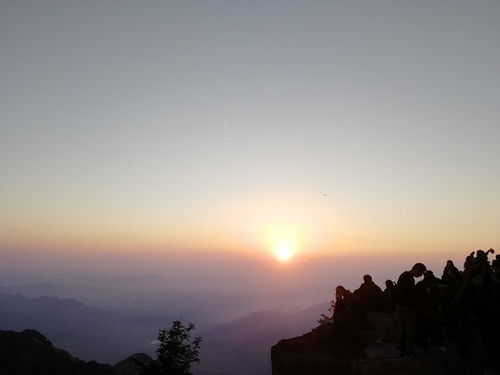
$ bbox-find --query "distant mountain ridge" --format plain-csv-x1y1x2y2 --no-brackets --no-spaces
198,302,329,374
0,282,273,326
0,292,329,374
0,293,158,363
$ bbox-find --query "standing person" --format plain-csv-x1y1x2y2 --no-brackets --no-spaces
415,270,445,352
395,262,427,358
441,260,460,285
453,269,500,374
492,254,500,280
384,279,397,312
354,274,389,312
441,266,463,339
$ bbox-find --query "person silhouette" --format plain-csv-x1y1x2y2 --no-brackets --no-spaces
354,274,389,312
395,262,427,358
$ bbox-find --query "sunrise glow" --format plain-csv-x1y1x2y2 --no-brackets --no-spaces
274,243,295,262
268,224,300,262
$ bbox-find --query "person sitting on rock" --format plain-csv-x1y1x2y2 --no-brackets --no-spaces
336,285,372,330
329,298,363,357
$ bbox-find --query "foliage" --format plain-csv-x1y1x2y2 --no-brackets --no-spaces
318,300,335,324
137,320,202,375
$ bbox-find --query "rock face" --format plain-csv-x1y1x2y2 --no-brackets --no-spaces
271,311,398,375
271,311,493,375
0,329,117,375
0,329,153,375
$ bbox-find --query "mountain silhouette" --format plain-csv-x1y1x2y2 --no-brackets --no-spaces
0,293,159,363
0,292,329,374
0,329,117,375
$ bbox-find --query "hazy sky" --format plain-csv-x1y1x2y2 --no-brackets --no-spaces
1,1,500,287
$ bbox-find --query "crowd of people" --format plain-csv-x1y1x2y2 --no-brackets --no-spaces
323,249,500,374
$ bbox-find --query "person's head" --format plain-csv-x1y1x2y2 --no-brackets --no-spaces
363,274,373,283
335,285,346,299
410,263,427,278
446,260,454,267
423,270,436,284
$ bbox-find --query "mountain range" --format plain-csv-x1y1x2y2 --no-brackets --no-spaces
0,286,329,375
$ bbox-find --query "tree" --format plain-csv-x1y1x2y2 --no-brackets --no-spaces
138,320,202,375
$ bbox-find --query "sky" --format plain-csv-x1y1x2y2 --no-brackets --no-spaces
1,1,500,300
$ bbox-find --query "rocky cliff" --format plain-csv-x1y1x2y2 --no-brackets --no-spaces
271,311,490,375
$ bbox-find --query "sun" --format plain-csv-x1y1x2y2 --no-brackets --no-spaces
274,243,295,262
268,225,299,262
